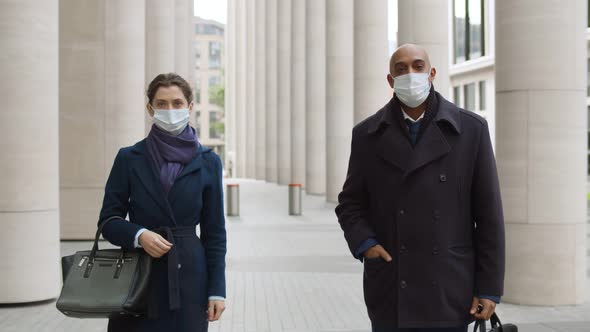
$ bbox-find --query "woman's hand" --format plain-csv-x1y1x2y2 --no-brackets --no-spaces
207,300,225,321
138,230,173,258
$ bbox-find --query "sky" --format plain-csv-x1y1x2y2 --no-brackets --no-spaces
195,0,398,41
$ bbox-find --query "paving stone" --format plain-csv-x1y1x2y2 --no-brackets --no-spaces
0,179,588,331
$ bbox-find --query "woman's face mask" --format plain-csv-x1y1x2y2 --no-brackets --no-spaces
151,106,190,136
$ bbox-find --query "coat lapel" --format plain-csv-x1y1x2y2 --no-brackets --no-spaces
403,122,451,178
375,124,413,172
369,92,460,180
130,140,176,223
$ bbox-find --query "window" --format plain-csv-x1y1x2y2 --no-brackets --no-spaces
196,23,224,36
208,76,222,105
195,76,201,104
195,110,201,137
194,41,201,70
209,41,221,69
464,83,476,111
453,86,461,106
478,81,486,111
209,111,225,140
453,0,485,64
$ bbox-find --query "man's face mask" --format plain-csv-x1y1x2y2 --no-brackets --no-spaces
393,70,432,108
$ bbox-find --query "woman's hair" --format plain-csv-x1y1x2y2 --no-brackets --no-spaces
146,73,193,105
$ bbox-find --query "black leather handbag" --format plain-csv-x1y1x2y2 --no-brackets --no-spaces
473,313,518,332
56,216,152,318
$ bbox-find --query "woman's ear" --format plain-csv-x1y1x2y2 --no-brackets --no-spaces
147,103,154,117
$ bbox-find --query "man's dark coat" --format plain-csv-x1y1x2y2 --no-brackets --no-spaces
335,91,505,328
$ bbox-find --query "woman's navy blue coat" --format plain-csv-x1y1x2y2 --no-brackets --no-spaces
97,139,226,332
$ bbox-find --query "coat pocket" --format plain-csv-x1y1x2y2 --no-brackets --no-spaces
363,258,393,310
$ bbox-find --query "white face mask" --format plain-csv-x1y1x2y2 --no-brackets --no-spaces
152,107,190,136
393,72,432,108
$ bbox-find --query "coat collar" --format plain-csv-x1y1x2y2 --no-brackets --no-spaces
368,91,462,136
368,90,459,179
129,140,212,222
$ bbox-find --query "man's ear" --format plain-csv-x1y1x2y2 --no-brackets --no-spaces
188,102,194,113
147,103,154,117
429,67,437,82
387,74,394,89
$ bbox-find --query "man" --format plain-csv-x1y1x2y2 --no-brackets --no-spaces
335,44,505,332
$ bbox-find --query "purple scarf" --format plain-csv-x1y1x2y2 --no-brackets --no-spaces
146,124,199,194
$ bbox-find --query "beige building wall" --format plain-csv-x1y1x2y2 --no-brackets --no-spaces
59,0,146,240
145,0,176,134
495,0,587,305
0,0,61,302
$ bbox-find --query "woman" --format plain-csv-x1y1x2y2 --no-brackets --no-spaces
98,73,226,332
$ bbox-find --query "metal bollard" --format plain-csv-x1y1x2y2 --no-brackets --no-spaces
288,184,302,216
226,184,240,216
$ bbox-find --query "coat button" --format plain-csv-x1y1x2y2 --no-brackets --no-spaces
439,174,447,182
400,244,407,253
432,246,439,255
178,264,182,269
399,209,405,216
400,280,407,289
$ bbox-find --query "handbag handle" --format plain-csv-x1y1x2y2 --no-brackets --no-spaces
91,216,125,258
490,312,502,328
473,313,503,332
473,319,486,332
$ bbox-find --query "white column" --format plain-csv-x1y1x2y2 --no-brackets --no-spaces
495,0,587,305
305,0,327,195
59,0,146,240
326,0,355,203
397,0,451,99
188,1,196,85
255,0,267,180
226,0,237,177
354,0,390,123
236,0,247,178
174,0,191,79
291,0,306,186
246,0,257,178
0,0,60,302
145,0,176,133
277,0,293,185
265,0,279,183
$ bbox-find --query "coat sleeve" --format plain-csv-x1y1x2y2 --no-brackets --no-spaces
471,120,506,297
335,128,377,257
200,152,227,298
98,148,143,249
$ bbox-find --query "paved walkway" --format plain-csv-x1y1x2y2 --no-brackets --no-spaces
1,179,589,331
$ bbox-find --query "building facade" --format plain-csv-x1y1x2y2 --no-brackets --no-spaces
192,17,226,163
0,0,195,303
226,0,588,306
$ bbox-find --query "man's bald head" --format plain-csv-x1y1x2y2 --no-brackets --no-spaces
386,43,436,89
389,44,432,75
